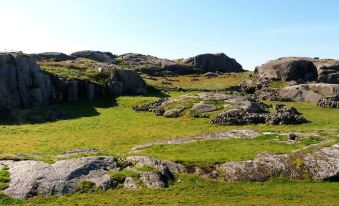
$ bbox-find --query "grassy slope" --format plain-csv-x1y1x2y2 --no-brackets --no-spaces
144,72,252,90
0,93,338,162
139,134,324,167
25,174,339,206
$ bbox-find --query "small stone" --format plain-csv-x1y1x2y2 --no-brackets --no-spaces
288,133,298,141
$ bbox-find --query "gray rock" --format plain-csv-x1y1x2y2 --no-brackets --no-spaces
183,53,243,73
126,156,187,173
38,52,75,62
1,157,119,199
123,177,139,190
312,59,339,84
318,96,339,108
163,107,186,118
279,85,324,102
71,50,116,63
216,143,339,182
203,72,218,78
140,172,166,188
0,53,57,112
279,83,339,102
191,102,220,114
257,57,318,82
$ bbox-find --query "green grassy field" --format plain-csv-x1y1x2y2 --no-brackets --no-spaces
139,134,324,167
0,85,338,205
0,92,338,163
144,72,253,90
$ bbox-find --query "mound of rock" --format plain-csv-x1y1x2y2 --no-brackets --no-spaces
216,143,339,182
211,104,306,125
133,92,269,119
312,59,339,84
257,57,318,82
1,157,119,199
318,96,339,108
71,50,116,63
278,83,339,102
37,52,75,62
182,53,243,73
257,57,339,84
118,52,243,76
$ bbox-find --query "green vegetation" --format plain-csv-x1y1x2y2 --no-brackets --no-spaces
144,72,253,90
0,93,338,163
39,61,111,85
268,80,287,89
0,167,10,190
24,174,339,206
77,180,97,193
110,169,140,183
140,135,322,167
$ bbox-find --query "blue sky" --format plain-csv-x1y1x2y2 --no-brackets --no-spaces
1,0,338,69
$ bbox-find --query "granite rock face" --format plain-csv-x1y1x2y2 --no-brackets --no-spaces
278,83,339,102
183,53,244,73
216,144,339,182
257,57,318,82
0,53,147,115
257,57,339,84
0,53,57,112
0,157,119,200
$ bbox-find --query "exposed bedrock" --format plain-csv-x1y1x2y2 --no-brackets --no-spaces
0,53,147,114
257,57,339,84
216,143,339,182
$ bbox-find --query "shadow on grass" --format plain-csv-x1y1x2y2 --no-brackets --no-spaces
0,98,117,125
145,85,170,98
0,86,168,125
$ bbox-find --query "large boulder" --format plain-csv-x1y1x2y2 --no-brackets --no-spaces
0,157,119,199
279,83,339,102
0,53,56,112
71,50,116,63
38,52,75,62
257,57,318,82
312,59,339,84
183,53,243,73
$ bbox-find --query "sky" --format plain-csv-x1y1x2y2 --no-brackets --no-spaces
0,0,339,70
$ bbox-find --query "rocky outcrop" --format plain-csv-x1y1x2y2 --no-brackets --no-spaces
183,53,244,73
38,52,75,62
0,157,119,199
0,53,147,116
278,83,339,102
0,53,57,112
257,57,318,82
318,96,339,108
312,59,339,84
118,53,243,75
216,143,339,182
257,57,339,84
71,51,116,63
211,104,306,125
133,92,269,119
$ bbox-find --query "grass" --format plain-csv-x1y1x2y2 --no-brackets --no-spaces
39,61,111,86
0,167,10,190
139,134,323,167
23,174,339,206
268,80,287,89
0,93,338,163
144,72,253,90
